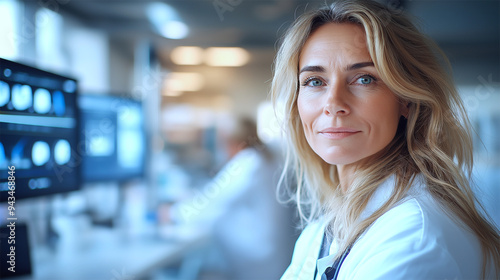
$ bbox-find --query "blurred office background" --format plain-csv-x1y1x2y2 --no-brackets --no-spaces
0,0,498,280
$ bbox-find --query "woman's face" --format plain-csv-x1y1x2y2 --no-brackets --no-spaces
297,23,405,166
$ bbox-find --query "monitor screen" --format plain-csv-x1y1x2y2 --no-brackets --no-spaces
0,58,79,201
78,94,146,182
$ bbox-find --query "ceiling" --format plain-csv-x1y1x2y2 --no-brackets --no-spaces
54,0,499,97
58,0,499,50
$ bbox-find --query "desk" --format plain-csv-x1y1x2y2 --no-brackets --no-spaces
5,225,210,280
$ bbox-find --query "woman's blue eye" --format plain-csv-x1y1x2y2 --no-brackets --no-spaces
358,76,374,85
307,79,323,86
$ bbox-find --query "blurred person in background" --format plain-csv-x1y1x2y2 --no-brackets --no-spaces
169,116,296,280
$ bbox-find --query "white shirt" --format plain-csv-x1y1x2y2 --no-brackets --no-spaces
281,175,490,280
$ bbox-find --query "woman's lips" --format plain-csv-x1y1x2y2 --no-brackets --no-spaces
318,127,361,140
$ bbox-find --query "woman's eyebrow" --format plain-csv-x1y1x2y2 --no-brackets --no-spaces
345,61,374,71
299,62,374,74
299,65,325,74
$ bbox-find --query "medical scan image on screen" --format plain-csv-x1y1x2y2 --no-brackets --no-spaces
78,94,146,183
0,58,79,201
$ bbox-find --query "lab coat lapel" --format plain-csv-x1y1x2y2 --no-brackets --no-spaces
281,221,325,280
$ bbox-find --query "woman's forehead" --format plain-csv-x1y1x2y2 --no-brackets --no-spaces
299,23,371,70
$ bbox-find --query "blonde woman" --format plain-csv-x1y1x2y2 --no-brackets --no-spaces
271,0,500,279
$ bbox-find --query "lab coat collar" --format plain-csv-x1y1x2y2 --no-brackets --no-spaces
329,173,425,256
283,174,425,280
359,174,397,221
315,175,399,276
361,174,426,221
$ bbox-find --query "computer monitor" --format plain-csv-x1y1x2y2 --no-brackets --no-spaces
78,94,146,182
0,58,80,201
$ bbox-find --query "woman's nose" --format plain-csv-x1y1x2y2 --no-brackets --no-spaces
323,83,351,116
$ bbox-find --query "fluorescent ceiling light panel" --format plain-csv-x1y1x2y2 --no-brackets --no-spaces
171,46,204,65
164,72,205,92
205,47,250,67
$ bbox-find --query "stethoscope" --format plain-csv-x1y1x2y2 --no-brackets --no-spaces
322,244,352,280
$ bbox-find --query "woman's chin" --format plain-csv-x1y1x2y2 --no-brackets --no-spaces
318,154,356,166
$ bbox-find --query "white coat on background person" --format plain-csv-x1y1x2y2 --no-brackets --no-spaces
171,117,297,280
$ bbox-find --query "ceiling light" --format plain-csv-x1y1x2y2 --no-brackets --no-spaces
163,72,205,93
160,21,188,40
171,46,204,65
162,90,183,97
145,2,188,39
205,47,250,67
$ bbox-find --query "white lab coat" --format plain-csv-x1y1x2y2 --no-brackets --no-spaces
281,175,493,280
212,147,296,280
174,147,297,280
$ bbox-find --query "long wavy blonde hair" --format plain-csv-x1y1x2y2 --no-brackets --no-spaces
271,0,500,278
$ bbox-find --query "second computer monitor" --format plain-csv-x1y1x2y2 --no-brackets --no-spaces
78,94,146,183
